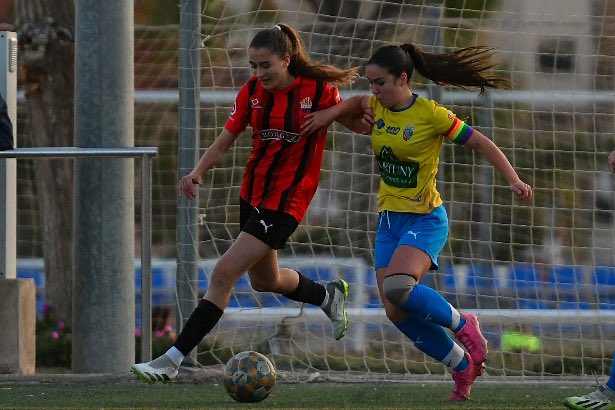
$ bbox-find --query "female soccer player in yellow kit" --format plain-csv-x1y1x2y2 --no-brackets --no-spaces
302,43,533,401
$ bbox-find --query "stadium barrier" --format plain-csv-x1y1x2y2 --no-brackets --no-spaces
19,257,615,322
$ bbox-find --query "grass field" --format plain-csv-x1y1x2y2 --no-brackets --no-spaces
0,380,590,409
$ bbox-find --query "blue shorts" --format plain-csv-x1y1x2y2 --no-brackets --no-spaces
374,205,448,271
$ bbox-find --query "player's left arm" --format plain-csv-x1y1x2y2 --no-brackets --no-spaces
464,130,533,201
301,95,373,135
335,95,374,134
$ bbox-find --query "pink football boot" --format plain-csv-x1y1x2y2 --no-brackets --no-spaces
455,312,488,365
449,353,485,401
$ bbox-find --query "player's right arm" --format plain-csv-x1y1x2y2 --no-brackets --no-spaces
179,80,252,199
179,129,240,199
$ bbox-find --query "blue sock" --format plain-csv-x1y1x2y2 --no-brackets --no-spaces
454,316,467,333
395,314,468,371
402,284,461,331
456,355,469,371
606,352,615,392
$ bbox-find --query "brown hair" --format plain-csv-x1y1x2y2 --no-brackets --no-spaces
249,23,358,87
368,43,509,95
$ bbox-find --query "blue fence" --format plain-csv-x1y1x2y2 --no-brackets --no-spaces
15,259,615,322
16,258,369,324
439,263,615,310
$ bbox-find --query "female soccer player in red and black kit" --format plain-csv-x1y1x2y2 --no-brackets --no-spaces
131,23,369,383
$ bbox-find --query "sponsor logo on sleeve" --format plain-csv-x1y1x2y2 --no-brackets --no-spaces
386,126,400,135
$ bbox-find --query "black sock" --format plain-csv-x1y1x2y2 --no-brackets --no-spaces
173,299,223,356
283,271,327,306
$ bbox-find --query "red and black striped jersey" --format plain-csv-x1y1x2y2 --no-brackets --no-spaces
225,75,341,222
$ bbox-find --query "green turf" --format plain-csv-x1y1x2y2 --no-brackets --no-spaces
0,382,586,409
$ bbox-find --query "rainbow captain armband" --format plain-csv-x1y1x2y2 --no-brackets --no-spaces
445,117,474,145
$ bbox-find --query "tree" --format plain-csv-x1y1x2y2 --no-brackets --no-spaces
15,0,74,326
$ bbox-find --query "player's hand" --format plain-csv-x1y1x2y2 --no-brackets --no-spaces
359,107,375,135
179,173,202,199
301,111,335,136
608,150,615,173
509,179,533,201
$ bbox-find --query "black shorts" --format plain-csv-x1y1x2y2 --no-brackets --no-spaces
239,198,299,250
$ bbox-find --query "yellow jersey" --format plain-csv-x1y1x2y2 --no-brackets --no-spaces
369,94,474,214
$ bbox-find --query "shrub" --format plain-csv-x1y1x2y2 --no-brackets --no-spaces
36,303,71,368
36,303,178,369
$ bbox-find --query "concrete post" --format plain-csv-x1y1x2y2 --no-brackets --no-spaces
0,279,36,374
73,1,135,373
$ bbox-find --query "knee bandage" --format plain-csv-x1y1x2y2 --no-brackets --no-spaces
383,274,417,308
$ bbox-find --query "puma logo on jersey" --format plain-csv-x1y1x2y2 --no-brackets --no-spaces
259,220,273,233
407,230,419,239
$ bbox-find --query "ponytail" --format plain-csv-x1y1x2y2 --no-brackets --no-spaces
369,43,509,95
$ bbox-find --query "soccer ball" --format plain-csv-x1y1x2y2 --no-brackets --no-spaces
223,350,276,403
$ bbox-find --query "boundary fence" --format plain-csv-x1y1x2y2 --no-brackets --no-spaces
0,147,158,361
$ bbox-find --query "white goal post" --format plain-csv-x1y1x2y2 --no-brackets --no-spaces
175,0,615,380
0,31,17,281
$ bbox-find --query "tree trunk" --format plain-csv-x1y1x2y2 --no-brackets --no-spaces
15,1,75,326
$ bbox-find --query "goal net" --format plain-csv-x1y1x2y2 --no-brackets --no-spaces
176,0,615,380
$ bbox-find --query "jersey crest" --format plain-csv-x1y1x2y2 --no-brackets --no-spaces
300,97,312,112
403,125,414,141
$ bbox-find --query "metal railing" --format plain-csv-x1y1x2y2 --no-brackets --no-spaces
0,146,158,362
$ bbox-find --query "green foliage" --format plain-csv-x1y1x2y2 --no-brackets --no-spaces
444,0,502,19
135,0,179,25
36,304,179,369
35,304,71,368
442,0,503,48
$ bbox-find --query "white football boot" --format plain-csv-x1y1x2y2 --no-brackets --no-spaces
563,385,615,410
130,354,179,384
